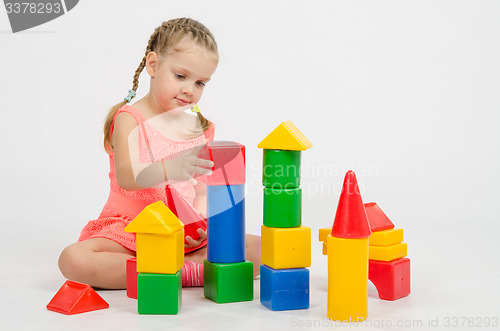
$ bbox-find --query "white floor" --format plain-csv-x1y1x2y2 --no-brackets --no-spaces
2,220,499,331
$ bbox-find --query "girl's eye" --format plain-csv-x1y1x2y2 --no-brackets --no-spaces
175,73,185,79
196,81,206,87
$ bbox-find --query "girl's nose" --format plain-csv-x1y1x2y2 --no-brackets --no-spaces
181,84,194,96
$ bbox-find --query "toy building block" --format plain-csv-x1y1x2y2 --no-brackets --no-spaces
257,121,313,151
369,242,407,262
260,265,309,311
331,173,371,239
126,257,138,299
125,201,185,274
328,171,371,322
322,241,328,255
138,271,182,315
364,202,394,232
261,225,311,269
125,201,184,234
207,185,245,263
262,149,301,188
328,235,369,322
369,257,411,300
198,141,245,186
319,227,331,242
207,184,245,218
204,260,254,303
135,232,185,273
369,228,404,247
47,281,109,315
263,187,301,228
167,186,207,249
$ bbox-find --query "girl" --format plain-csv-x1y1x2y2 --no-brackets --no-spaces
58,18,260,290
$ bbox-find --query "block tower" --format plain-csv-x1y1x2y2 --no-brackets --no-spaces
199,141,254,303
319,202,411,301
257,121,313,311
124,201,184,314
326,170,371,322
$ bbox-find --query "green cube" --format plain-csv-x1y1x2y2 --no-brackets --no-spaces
262,149,301,189
138,271,182,314
263,187,302,228
204,260,254,303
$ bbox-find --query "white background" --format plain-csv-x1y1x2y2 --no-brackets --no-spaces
0,1,499,330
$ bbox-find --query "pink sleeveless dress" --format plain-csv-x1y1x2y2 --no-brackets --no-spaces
78,105,214,252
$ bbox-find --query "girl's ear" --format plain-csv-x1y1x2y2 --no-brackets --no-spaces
145,52,159,78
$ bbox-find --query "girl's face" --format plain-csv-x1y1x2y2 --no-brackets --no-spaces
148,37,218,112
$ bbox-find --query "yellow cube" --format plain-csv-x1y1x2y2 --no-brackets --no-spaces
136,230,185,274
261,225,311,269
369,242,407,262
322,241,328,255
369,228,404,247
319,227,331,242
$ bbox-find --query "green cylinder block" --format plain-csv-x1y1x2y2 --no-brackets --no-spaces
263,187,302,228
262,149,301,189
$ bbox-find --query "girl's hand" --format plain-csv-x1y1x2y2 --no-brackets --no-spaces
185,228,207,248
164,145,213,185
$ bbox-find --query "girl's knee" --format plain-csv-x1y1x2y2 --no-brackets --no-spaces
58,243,92,281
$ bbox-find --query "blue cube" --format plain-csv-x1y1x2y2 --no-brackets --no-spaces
260,265,309,311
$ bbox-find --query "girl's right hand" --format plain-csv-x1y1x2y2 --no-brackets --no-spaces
164,144,213,185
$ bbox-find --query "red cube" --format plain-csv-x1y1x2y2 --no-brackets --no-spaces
127,257,138,299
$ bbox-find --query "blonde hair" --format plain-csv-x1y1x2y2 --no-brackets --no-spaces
103,18,218,152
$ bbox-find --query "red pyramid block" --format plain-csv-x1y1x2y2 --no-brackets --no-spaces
331,171,371,238
47,280,109,315
364,202,394,232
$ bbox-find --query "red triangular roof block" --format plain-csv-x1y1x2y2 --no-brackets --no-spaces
168,186,207,253
47,280,109,315
331,170,371,238
364,202,395,232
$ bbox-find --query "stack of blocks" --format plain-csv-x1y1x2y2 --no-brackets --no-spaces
199,141,254,303
365,202,410,301
124,201,184,314
319,202,411,301
325,170,371,322
258,121,313,311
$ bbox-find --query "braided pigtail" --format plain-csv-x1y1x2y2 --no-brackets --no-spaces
103,28,161,153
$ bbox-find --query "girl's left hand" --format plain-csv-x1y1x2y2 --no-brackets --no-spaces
185,228,207,248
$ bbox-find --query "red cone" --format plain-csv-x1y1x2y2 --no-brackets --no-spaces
331,170,371,238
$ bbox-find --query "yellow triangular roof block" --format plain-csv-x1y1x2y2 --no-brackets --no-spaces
124,201,184,235
257,121,313,151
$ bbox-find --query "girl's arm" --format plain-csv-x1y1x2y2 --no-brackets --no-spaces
112,112,148,191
